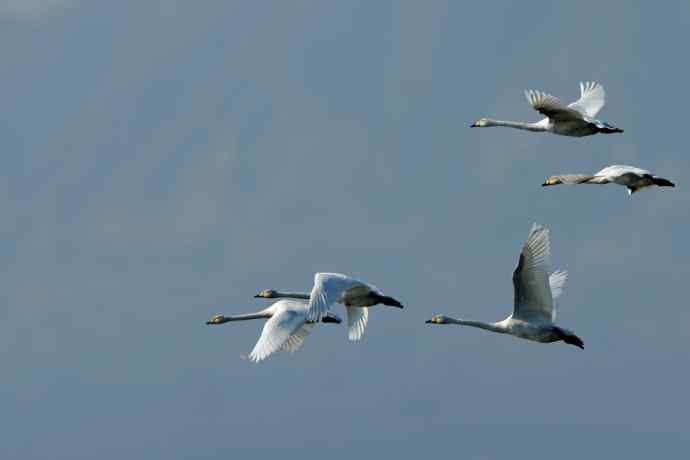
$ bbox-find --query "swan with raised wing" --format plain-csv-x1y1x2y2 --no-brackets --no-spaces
426,224,583,349
255,272,403,341
205,300,341,362
471,81,622,137
543,164,675,195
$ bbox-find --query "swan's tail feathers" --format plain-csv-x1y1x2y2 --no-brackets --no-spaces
651,177,675,188
379,295,403,308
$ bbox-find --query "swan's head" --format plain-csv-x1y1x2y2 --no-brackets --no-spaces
254,289,277,299
542,176,562,186
425,314,452,324
470,118,490,128
205,314,228,325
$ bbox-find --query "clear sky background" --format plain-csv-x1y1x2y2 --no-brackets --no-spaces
2,1,689,459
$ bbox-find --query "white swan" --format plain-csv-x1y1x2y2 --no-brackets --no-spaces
543,164,676,195
471,81,623,137
255,272,403,341
205,300,342,362
426,224,583,349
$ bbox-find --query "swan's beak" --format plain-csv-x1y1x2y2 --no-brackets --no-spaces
425,319,433,324
253,294,261,298
469,122,477,128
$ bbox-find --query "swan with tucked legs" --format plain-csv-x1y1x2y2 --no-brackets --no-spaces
426,224,583,350
206,300,341,363
543,164,675,195
471,81,622,137
255,272,403,341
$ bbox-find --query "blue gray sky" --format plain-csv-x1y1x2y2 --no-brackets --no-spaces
2,1,689,459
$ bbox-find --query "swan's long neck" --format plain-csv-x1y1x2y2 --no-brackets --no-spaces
271,291,310,300
485,119,546,132
449,318,506,334
220,309,273,322
555,174,597,185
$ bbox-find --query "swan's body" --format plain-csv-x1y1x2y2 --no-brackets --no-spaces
543,164,676,195
206,300,342,362
471,81,622,137
255,272,403,341
426,224,583,349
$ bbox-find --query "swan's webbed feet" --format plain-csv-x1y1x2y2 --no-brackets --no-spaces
320,313,342,324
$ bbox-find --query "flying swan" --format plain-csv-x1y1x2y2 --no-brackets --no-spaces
205,300,342,362
470,81,622,137
255,272,403,341
543,164,675,195
426,224,583,349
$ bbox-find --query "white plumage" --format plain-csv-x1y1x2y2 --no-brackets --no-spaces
427,224,583,349
255,272,403,341
205,299,341,363
471,81,622,137
543,164,676,195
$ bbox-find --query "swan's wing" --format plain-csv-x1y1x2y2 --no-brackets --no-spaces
346,306,368,341
248,309,305,362
279,322,315,353
512,224,554,323
548,270,568,322
568,81,606,118
306,273,362,322
525,89,584,122
595,165,649,178
549,270,568,301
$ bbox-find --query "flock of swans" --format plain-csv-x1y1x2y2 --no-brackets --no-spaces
207,273,404,361
207,81,674,362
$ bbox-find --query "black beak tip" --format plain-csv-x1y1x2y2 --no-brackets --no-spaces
469,123,476,128
425,319,432,324
253,294,260,298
